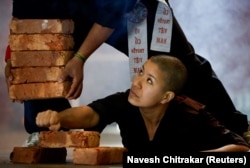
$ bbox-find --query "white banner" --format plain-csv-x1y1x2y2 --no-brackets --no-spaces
150,0,173,52
127,2,148,80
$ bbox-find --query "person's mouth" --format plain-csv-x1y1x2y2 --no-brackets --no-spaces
129,89,138,98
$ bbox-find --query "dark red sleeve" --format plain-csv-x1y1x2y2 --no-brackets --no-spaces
5,45,11,62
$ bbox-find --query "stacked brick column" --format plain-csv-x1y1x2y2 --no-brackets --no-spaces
8,18,74,100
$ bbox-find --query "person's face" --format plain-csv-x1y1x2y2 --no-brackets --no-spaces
128,60,167,108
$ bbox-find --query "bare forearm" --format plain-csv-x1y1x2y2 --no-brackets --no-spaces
58,106,99,129
202,144,250,152
77,23,114,58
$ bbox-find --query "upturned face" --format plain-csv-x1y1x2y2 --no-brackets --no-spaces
128,59,168,108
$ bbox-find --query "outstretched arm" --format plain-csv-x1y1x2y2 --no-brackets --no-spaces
36,106,100,131
202,144,250,152
199,109,250,152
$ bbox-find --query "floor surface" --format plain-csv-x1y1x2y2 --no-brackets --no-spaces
0,125,123,168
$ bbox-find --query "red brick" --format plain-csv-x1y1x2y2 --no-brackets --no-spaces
11,51,74,67
8,81,71,100
73,147,127,165
9,34,74,51
39,131,100,148
10,18,74,34
12,147,67,164
11,67,64,84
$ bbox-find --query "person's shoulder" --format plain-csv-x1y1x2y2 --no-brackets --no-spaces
174,95,206,115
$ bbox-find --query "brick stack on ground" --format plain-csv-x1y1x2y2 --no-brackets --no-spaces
11,131,127,165
8,18,75,100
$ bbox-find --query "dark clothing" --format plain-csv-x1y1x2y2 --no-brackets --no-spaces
12,0,249,135
12,0,136,50
87,90,248,152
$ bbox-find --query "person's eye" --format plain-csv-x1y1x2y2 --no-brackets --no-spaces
147,78,153,84
138,68,143,75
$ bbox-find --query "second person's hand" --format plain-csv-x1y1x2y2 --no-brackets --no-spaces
5,59,23,103
58,56,84,100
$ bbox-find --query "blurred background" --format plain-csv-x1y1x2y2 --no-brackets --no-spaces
0,0,249,152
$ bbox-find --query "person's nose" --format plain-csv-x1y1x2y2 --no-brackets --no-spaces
132,75,142,89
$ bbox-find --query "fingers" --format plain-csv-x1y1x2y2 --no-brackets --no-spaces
14,99,24,103
58,68,68,83
58,57,84,99
49,124,61,131
5,60,13,87
36,110,61,131
73,82,83,99
65,80,83,100
5,61,15,102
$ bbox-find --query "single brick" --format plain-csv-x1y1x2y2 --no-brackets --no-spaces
10,18,74,34
39,131,100,148
11,51,74,67
8,81,71,100
11,147,67,164
73,147,127,165
9,34,74,51
11,67,64,84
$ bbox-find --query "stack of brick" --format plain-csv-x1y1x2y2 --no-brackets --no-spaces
8,18,75,100
11,131,127,165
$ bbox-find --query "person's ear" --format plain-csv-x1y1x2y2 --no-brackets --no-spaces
161,91,175,104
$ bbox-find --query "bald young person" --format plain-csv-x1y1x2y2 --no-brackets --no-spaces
36,55,249,152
